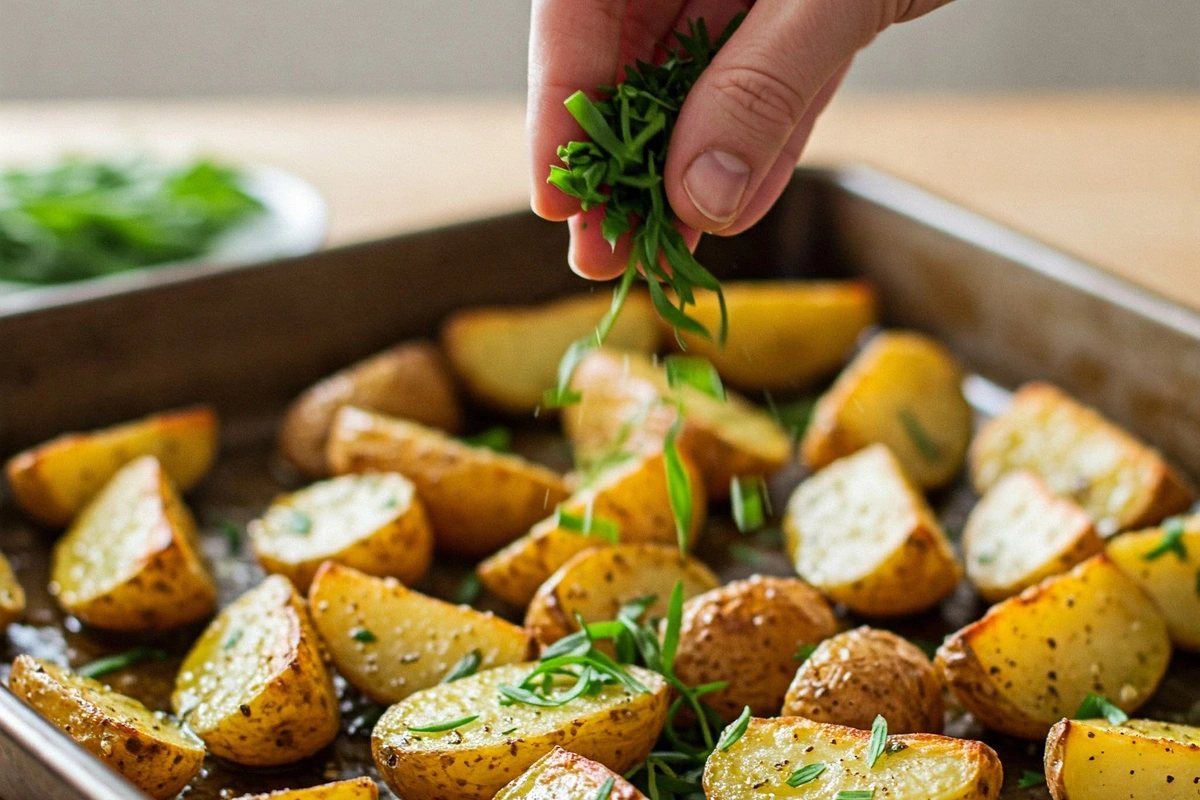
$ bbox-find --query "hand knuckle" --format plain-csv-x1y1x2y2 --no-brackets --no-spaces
709,65,806,139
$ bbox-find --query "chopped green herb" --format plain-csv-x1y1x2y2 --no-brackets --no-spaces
351,627,377,644
663,418,692,551
899,409,941,463
283,508,312,535
730,475,768,533
785,763,826,788
665,355,725,401
592,776,615,800
1017,769,1046,789
836,791,875,800
407,714,480,733
866,714,888,768
555,503,620,544
976,551,998,565
1144,517,1189,561
77,646,171,679
217,520,241,554
1075,692,1129,725
716,706,751,752
454,573,483,605
222,629,244,650
442,649,482,683
460,426,513,453
500,726,519,736
794,642,820,663
727,542,768,566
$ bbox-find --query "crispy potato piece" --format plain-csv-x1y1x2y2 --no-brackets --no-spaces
232,777,379,800
442,291,661,415
801,330,971,489
172,575,339,766
963,470,1104,602
5,405,217,527
702,716,1002,800
969,382,1194,536
1107,514,1200,651
250,472,432,592
783,444,961,616
563,349,790,500
936,554,1171,740
524,544,720,648
666,280,877,390
278,341,463,478
495,747,647,800
327,407,568,557
372,662,669,800
671,576,838,722
50,456,216,632
0,547,25,630
476,447,707,608
782,626,944,734
9,656,205,799
308,562,533,704
1044,718,1200,800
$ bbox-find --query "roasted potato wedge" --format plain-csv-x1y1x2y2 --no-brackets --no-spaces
442,291,661,415
969,382,1194,535
9,655,205,799
963,470,1104,602
801,330,971,489
783,444,961,616
702,716,1002,800
233,777,379,800
671,576,838,722
308,562,533,704
0,547,25,630
665,280,877,390
477,446,707,608
936,554,1171,740
1044,718,1200,800
524,543,720,648
172,574,339,766
249,472,433,592
50,455,216,632
782,626,944,734
327,406,568,557
1107,514,1200,650
5,405,218,527
278,340,463,478
372,662,668,800
495,747,648,800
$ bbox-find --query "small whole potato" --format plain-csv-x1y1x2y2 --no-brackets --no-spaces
670,575,838,722
782,626,944,734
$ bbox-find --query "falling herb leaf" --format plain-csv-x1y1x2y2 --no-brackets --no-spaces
408,714,480,733
785,763,826,788
1075,692,1128,725
717,706,752,752
454,573,483,605
1017,769,1045,789
442,649,483,683
730,475,769,532
866,715,888,768
665,355,725,401
1144,517,1189,561
460,426,513,453
77,647,171,679
899,409,941,463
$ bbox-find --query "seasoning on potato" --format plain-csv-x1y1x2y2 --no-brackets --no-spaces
1044,717,1200,800
231,777,379,800
0,547,25,631
1106,513,1200,651
495,747,647,800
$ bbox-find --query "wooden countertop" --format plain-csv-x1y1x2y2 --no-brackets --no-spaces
1,94,1197,307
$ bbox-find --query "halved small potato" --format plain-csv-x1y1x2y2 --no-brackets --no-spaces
782,626,944,734
969,382,1194,536
278,340,463,478
963,470,1104,602
50,456,216,632
249,472,433,592
476,446,707,608
233,777,379,800
5,405,218,527
1107,514,1200,651
327,406,568,557
524,544,720,648
1044,718,1200,800
671,576,838,722
702,716,1002,800
936,554,1171,740
372,662,669,800
783,444,961,616
0,548,25,630
9,655,205,800
666,280,877,390
172,575,339,766
801,330,971,489
442,291,661,415
308,562,533,704
495,747,648,800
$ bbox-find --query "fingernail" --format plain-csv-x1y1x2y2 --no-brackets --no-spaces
683,149,750,225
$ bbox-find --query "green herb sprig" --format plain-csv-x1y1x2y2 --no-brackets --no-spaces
1144,517,1188,561
77,647,171,679
1075,692,1129,726
865,715,888,768
1017,769,1046,789
407,714,479,733
786,763,826,788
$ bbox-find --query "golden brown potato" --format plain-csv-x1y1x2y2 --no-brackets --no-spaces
232,777,379,800
783,444,961,616
782,626,944,734
442,291,661,415
0,547,25,631
9,656,205,799
278,340,463,478
801,330,971,489
1107,514,1200,651
476,446,707,608
495,747,648,800
936,554,1171,740
327,406,568,557
524,544,720,648
4,405,218,527
702,716,1002,800
963,470,1104,602
308,562,533,704
670,576,838,722
172,575,340,766
1044,718,1200,800
969,382,1194,536
50,455,216,632
372,662,669,800
249,472,433,592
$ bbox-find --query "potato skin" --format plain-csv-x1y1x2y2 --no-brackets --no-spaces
1044,718,1200,800
0,548,25,631
670,576,838,722
232,777,380,800
782,626,944,734
495,747,648,800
